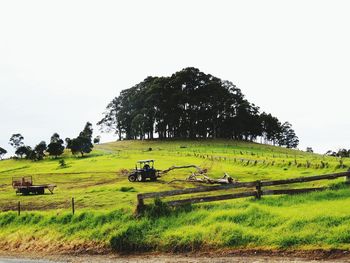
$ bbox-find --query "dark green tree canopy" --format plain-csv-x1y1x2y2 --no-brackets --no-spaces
326,148,350,158
278,122,299,149
23,141,47,161
15,146,31,159
80,122,93,140
93,135,101,144
70,136,93,157
99,67,299,148
9,134,24,149
0,147,7,159
47,133,65,158
68,122,94,157
34,141,47,160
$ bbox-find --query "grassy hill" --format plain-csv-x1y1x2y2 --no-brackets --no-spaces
0,139,349,253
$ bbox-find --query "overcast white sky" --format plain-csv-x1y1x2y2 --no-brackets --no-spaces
0,0,349,155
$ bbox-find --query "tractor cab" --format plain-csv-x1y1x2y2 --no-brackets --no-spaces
128,160,158,182
136,160,154,170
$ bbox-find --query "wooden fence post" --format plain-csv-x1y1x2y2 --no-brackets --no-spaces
136,194,144,215
255,180,262,199
72,197,75,215
17,201,20,216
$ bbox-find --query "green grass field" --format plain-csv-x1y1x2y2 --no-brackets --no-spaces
0,139,349,253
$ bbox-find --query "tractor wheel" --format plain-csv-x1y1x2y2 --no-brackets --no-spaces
150,176,157,182
128,174,137,182
137,174,144,182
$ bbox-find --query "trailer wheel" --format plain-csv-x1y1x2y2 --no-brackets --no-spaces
38,188,45,195
128,174,137,182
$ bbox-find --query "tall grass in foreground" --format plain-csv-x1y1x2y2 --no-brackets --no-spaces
1,185,350,252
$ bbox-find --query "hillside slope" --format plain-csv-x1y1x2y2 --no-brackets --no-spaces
0,140,349,253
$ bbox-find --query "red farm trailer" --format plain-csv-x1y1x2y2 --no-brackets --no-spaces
12,176,56,195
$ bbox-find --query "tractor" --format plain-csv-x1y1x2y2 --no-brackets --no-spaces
128,160,158,182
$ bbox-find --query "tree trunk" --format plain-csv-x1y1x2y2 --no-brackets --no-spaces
118,128,122,141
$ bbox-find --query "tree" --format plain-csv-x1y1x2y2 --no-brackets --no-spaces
93,135,101,144
34,141,47,160
0,147,7,160
79,136,93,156
260,112,281,145
70,137,93,157
337,149,349,158
278,122,299,149
9,134,24,149
15,146,31,158
131,114,147,139
306,147,314,153
47,133,65,158
65,138,72,149
325,150,337,156
80,122,93,140
70,122,94,157
97,97,123,140
26,148,38,161
69,138,81,156
23,142,47,161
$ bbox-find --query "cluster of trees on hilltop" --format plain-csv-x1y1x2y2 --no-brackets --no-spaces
3,122,97,161
98,67,299,148
325,149,350,158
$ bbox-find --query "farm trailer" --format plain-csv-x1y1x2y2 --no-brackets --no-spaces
12,176,56,195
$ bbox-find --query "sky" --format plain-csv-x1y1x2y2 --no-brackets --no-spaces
0,0,349,156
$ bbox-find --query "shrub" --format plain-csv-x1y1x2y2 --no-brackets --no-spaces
58,159,67,168
119,186,135,192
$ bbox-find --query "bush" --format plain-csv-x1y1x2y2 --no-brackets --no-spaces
119,186,135,192
58,159,67,168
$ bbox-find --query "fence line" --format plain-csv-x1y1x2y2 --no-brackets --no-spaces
136,171,350,214
1,197,77,215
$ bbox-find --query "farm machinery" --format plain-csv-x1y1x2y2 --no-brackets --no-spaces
128,160,158,182
12,176,56,195
127,160,200,182
127,160,235,184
